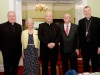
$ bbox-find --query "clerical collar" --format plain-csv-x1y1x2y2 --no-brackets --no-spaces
64,22,71,26
8,21,15,25
85,16,92,21
12,23,14,25
45,22,53,25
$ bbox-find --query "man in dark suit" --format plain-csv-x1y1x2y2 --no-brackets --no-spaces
0,11,22,75
60,13,79,75
78,6,100,72
38,11,60,75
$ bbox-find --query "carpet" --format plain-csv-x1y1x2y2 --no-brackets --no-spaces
0,66,84,75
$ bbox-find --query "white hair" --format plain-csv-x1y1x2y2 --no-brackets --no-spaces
7,11,16,16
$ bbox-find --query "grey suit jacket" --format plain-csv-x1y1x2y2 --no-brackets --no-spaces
60,23,79,53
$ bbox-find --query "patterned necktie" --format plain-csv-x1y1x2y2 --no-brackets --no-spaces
66,25,69,36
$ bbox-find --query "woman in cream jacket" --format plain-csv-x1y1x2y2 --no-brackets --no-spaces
21,18,39,75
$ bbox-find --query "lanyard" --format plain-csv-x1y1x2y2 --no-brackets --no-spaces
85,18,92,36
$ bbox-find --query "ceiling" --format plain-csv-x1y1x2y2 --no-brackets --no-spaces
22,0,77,4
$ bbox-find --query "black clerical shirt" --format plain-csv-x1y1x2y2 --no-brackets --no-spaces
85,17,92,42
46,22,53,42
8,22,17,49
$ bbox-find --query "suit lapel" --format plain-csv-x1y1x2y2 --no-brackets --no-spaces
61,23,74,37
61,24,67,36
68,24,74,36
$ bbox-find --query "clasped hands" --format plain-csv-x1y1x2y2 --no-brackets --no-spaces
47,42,55,49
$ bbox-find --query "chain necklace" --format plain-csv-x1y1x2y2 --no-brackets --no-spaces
85,18,92,36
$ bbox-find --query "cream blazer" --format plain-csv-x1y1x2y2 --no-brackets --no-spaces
21,29,40,51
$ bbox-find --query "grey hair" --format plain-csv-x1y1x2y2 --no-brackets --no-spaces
7,11,16,16
83,6,91,10
25,18,34,27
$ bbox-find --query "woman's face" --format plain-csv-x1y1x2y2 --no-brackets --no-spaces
27,20,34,29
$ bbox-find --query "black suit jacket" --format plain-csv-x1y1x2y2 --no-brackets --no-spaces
0,21,22,56
78,16,100,50
38,22,60,56
60,23,79,53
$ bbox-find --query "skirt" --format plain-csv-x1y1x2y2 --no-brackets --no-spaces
24,45,39,75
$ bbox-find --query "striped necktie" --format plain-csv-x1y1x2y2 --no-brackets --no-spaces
66,25,69,36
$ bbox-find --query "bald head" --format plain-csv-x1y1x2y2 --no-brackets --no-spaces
64,13,71,24
7,11,16,23
45,11,53,24
64,14,71,18
45,11,53,17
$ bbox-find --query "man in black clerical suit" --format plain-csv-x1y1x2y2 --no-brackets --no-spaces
78,6,100,72
0,11,22,75
38,11,60,75
60,13,79,75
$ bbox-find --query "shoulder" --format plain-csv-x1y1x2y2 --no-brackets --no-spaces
15,22,21,27
22,29,28,34
71,23,78,28
92,16,99,20
33,29,38,34
0,22,8,27
59,23,64,28
71,23,77,26
79,18,85,22
39,22,46,27
52,23,59,28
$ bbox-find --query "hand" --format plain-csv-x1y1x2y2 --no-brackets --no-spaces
47,43,52,49
75,49,79,55
97,47,100,54
50,43,55,48
38,49,40,58
47,43,55,49
22,51,24,60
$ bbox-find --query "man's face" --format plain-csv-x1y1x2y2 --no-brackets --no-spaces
83,7,91,18
45,13,53,23
64,14,71,24
8,12,16,23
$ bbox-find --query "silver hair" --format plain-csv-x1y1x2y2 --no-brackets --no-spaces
25,18,34,27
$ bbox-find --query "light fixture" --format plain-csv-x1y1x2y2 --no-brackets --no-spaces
75,5,83,9
35,4,48,12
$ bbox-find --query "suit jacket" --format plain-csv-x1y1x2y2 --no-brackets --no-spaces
60,23,79,53
38,22,60,56
78,16,100,50
0,21,22,56
21,29,40,51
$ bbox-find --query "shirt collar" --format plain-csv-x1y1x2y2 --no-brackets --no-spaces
64,23,71,27
45,22,53,25
85,16,92,21
7,21,15,25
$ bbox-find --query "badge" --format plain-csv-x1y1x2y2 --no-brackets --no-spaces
86,31,88,36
